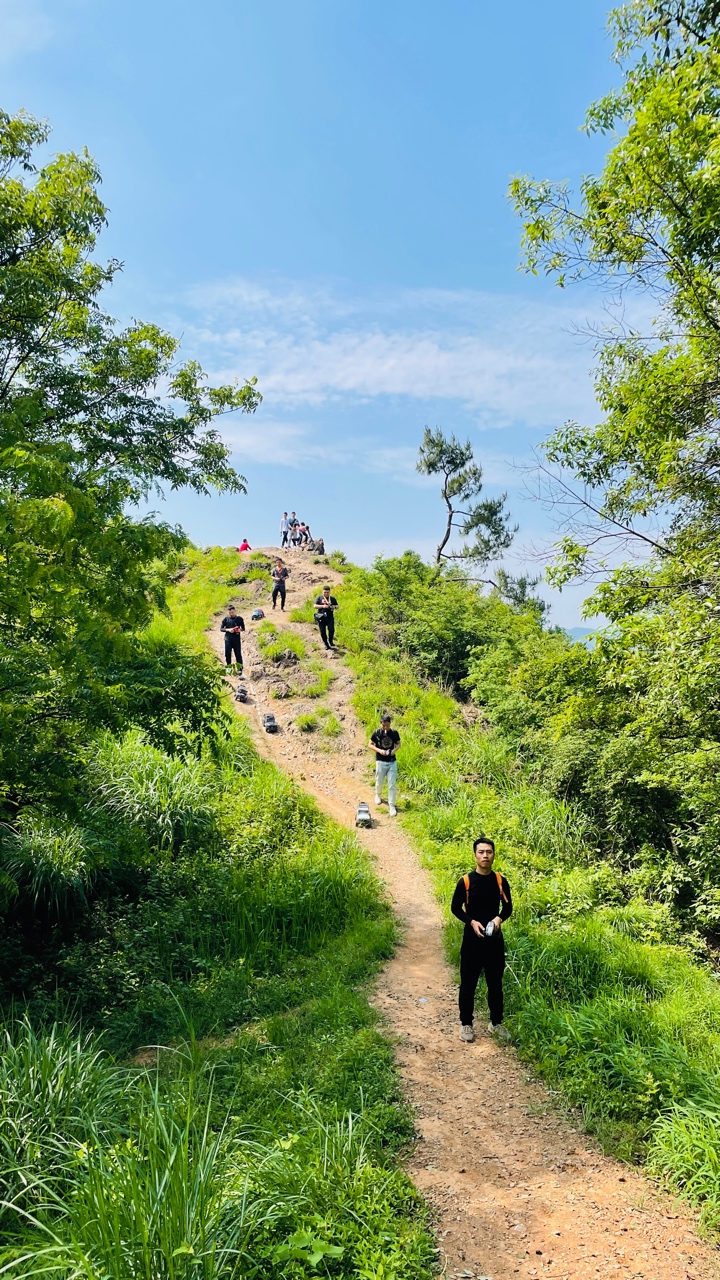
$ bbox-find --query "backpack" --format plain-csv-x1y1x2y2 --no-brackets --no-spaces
463,871,508,907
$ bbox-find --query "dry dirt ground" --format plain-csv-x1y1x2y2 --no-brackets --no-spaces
207,547,720,1280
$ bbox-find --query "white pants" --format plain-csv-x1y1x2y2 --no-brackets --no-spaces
375,760,397,806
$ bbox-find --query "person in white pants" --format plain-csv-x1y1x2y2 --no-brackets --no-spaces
369,713,400,816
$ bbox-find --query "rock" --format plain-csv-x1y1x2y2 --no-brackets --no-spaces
250,665,266,680
272,649,299,667
271,681,292,699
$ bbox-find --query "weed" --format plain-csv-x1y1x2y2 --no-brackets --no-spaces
296,714,319,733
322,715,343,738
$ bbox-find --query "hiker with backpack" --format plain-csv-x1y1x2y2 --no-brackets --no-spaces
271,558,290,611
451,836,512,1043
314,585,338,649
369,713,400,816
220,605,245,672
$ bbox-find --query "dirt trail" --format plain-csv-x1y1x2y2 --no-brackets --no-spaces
209,548,719,1280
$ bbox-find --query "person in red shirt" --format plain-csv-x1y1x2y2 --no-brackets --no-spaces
238,538,251,552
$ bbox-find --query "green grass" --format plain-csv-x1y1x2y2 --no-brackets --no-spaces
296,713,319,733
0,548,435,1278
336,557,720,1228
258,628,306,663
304,665,336,698
289,601,315,624
321,715,343,739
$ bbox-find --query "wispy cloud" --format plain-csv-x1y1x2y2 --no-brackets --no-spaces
0,0,52,61
175,276,606,429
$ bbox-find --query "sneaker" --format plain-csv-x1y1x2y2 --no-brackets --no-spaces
488,1022,511,1042
459,1024,475,1043
374,796,383,807
388,806,397,816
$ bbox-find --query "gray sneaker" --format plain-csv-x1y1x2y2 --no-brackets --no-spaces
488,1022,511,1042
388,806,397,817
459,1024,475,1043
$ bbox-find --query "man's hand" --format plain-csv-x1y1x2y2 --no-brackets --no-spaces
492,915,502,931
470,919,485,938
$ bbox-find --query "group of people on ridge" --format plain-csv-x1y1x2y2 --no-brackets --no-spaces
279,511,323,552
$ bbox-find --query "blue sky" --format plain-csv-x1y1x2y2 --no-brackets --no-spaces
1,0,619,625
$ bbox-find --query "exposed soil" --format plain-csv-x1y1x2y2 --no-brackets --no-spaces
208,548,720,1280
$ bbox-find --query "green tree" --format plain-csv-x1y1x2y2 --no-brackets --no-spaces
0,110,261,813
416,427,515,570
509,0,720,923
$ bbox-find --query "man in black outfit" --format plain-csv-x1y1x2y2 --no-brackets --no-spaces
271,559,290,611
314,585,338,649
220,605,245,671
451,836,512,1043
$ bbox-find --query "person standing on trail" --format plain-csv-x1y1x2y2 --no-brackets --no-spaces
220,605,245,672
271,558,290,611
288,512,299,546
280,513,290,547
451,837,512,1043
369,713,400,816
314,584,338,650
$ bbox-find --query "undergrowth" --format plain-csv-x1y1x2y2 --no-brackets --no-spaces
337,555,720,1231
0,546,434,1279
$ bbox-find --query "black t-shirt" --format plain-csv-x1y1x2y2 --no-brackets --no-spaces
370,727,401,761
450,869,512,936
272,567,289,584
315,594,338,618
221,614,245,633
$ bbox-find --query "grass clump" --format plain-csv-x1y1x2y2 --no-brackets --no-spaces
322,715,343,739
258,629,306,663
305,665,336,698
289,600,315,623
296,713,319,733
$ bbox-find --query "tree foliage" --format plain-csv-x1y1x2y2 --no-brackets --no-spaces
416,427,515,570
507,1,720,928
0,111,260,813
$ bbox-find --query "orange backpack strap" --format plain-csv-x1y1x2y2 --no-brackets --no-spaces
496,871,508,903
463,873,470,907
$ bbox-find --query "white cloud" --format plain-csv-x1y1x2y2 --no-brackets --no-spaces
0,0,52,61
176,276,605,428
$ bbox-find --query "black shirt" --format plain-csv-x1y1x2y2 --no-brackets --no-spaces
315,594,338,618
450,869,512,936
271,567,289,584
221,614,245,633
370,727,401,762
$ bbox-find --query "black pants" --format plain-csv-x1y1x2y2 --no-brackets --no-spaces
272,583,286,609
459,934,505,1026
281,531,289,547
224,633,243,666
318,614,335,647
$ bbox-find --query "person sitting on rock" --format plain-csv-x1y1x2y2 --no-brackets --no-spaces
238,537,251,552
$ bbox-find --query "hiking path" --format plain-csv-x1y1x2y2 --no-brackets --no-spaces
207,547,719,1280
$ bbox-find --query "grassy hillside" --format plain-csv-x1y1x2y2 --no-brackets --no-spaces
335,554,720,1231
0,547,433,1279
